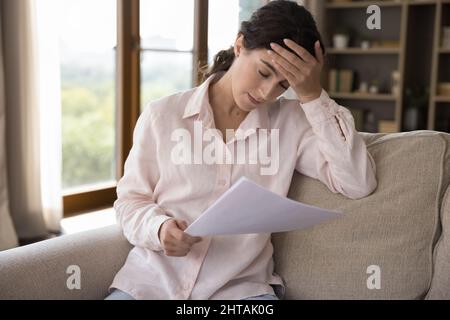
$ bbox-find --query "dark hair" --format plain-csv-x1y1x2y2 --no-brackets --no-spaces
199,0,326,83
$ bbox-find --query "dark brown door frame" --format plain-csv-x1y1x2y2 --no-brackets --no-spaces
116,0,141,180
193,0,209,86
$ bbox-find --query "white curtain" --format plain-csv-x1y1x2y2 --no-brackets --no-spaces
0,2,18,250
35,0,63,232
1,0,63,249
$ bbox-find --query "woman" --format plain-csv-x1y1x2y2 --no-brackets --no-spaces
105,0,377,300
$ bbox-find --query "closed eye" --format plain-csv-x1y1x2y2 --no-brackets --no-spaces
258,70,269,78
258,70,289,90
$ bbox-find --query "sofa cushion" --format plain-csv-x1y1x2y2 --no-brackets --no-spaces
426,184,450,299
272,131,450,299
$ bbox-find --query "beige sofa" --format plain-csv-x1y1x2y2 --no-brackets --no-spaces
0,130,449,300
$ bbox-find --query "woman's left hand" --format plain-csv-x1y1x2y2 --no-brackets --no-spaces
268,39,324,104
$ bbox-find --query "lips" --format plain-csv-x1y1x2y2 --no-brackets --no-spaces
248,93,263,105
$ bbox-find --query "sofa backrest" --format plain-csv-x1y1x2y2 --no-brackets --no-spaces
272,130,450,299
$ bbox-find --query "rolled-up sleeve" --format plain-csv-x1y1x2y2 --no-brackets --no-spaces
114,104,173,251
295,89,377,200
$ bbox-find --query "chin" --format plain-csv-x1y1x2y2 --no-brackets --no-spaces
242,94,262,111
242,104,256,113
240,104,255,112
235,98,254,112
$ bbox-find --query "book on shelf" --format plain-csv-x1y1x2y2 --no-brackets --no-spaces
328,69,354,93
378,120,398,133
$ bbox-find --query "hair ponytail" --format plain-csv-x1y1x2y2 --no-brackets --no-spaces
199,46,235,83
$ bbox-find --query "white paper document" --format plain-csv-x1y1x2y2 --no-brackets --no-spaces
185,176,342,237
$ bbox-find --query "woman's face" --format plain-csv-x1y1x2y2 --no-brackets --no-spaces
230,35,290,112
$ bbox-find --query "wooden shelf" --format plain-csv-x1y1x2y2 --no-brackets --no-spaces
329,92,398,101
326,1,404,9
326,47,401,55
326,0,442,9
408,0,439,6
324,0,450,132
434,96,450,102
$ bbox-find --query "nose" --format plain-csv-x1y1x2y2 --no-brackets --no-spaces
259,83,276,101
258,91,268,102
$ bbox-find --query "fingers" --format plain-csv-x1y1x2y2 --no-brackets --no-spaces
271,60,296,86
164,246,189,257
159,219,202,257
175,219,188,231
283,38,317,64
172,228,202,246
269,42,306,71
269,52,299,81
269,39,323,67
163,238,198,257
161,234,190,257
174,219,202,242
314,40,324,65
164,241,190,252
161,219,203,257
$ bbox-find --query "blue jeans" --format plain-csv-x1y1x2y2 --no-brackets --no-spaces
104,289,279,300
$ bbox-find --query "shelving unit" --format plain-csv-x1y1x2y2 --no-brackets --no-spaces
429,0,450,132
322,0,450,133
326,0,405,8
328,92,398,100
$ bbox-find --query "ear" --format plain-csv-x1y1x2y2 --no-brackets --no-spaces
234,34,244,57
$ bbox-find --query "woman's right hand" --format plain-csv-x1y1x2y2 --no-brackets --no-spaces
158,219,203,257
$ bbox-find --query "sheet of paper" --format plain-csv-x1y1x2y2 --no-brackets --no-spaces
185,176,342,237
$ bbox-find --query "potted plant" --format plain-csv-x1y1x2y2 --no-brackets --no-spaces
332,26,353,49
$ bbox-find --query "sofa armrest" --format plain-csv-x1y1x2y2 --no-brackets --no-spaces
0,224,132,300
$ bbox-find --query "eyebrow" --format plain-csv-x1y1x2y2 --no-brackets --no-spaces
260,59,289,87
260,59,278,76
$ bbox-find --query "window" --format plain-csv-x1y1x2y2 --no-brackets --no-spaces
139,0,195,112
58,0,117,191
